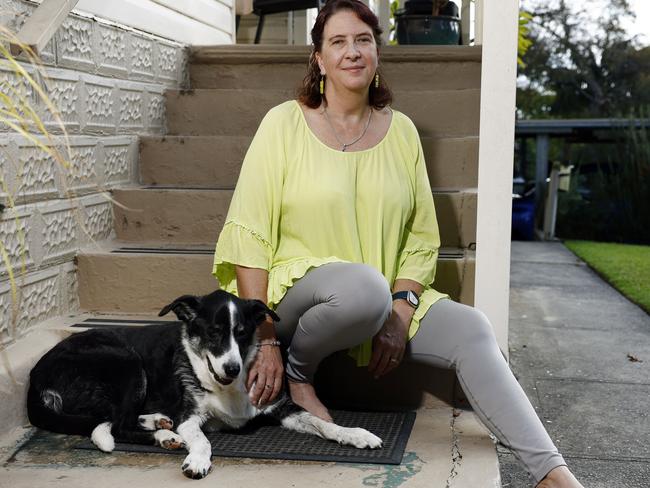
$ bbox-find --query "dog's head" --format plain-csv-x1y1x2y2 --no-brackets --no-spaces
159,290,280,387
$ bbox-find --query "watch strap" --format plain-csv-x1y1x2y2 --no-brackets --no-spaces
391,290,419,308
392,291,410,301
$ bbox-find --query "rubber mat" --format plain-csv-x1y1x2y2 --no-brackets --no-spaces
75,410,416,464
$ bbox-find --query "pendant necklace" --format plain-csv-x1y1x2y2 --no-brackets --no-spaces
322,106,373,152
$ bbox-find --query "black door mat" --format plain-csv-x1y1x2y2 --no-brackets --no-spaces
76,410,416,465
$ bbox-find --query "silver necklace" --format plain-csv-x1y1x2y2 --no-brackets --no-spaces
322,106,373,152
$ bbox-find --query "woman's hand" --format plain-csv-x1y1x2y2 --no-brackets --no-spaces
247,344,284,406
368,302,411,379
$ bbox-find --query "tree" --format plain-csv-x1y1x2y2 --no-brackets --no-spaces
517,0,650,118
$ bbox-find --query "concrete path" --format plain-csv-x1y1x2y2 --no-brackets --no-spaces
499,241,650,487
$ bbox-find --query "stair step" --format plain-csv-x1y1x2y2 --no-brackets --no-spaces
165,89,480,138
139,135,479,189
190,45,482,64
76,244,474,313
189,45,482,90
139,135,250,188
111,187,476,248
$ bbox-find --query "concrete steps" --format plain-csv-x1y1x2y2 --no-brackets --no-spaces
111,187,476,248
139,134,479,189
189,45,482,91
166,88,480,138
74,44,481,314
76,244,474,313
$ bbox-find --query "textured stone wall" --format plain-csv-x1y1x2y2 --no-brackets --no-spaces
0,0,187,346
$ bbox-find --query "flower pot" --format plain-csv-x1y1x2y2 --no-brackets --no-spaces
403,0,434,14
394,13,461,45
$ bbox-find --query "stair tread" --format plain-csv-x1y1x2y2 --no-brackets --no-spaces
79,240,471,258
190,44,482,64
115,185,478,193
167,87,480,94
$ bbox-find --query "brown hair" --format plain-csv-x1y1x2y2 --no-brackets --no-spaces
297,0,393,109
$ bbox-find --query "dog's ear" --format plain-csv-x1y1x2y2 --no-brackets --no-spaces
159,295,201,322
243,299,280,326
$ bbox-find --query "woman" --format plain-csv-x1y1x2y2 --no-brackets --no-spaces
213,1,583,486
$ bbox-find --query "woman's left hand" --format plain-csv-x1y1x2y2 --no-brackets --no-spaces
368,305,411,379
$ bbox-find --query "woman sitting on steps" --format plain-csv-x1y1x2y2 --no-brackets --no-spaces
213,1,584,486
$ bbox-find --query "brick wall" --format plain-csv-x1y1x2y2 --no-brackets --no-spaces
0,0,187,347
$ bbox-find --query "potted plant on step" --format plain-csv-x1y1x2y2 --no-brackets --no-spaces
394,0,461,45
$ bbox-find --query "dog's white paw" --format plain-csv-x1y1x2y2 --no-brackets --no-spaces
337,427,383,449
181,452,212,479
138,413,173,431
91,422,115,452
154,429,185,450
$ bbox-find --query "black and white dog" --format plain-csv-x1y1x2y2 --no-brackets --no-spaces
27,290,382,479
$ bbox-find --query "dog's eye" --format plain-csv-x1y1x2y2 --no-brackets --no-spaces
233,325,249,338
207,324,223,336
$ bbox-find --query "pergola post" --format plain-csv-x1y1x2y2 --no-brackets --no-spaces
534,133,549,216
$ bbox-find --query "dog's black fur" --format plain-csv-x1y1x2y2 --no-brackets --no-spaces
27,290,381,479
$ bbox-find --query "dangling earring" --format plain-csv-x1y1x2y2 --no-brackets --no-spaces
375,73,379,88
319,75,324,95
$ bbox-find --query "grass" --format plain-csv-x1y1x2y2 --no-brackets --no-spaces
564,240,650,314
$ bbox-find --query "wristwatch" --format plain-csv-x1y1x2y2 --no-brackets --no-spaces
392,290,420,309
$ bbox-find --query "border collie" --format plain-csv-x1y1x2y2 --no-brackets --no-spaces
27,290,382,479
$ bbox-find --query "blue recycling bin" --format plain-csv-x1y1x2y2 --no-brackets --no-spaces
512,196,536,241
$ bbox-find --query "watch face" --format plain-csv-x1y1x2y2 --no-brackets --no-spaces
407,290,419,307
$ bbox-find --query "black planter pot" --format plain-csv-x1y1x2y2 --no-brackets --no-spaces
403,0,433,15
403,0,459,16
395,12,461,45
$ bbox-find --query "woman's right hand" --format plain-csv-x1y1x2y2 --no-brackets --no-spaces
246,343,284,407
235,265,283,405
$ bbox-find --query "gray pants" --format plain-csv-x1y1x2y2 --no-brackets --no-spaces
274,262,567,484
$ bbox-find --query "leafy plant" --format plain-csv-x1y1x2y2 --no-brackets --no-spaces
518,10,533,68
609,111,650,243
556,112,650,244
388,0,399,45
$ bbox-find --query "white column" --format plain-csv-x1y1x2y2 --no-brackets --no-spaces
474,0,519,354
461,0,471,45
377,0,391,45
474,0,484,45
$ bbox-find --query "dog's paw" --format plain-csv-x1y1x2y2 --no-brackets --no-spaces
338,427,383,449
138,413,173,431
154,429,186,450
181,452,212,479
91,422,115,452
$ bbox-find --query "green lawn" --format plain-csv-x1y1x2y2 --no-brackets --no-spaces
564,240,650,314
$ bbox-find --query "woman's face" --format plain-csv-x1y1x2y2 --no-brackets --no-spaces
315,10,378,96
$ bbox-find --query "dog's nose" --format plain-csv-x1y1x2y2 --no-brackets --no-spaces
223,362,240,378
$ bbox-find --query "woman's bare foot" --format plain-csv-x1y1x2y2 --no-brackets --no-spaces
536,466,584,488
288,380,333,423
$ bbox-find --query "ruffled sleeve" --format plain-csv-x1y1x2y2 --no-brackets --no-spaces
212,107,285,296
395,135,441,286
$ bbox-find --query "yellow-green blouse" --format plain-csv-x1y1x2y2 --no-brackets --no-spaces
213,100,448,366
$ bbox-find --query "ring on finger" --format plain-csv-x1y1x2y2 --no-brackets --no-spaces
389,357,399,363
